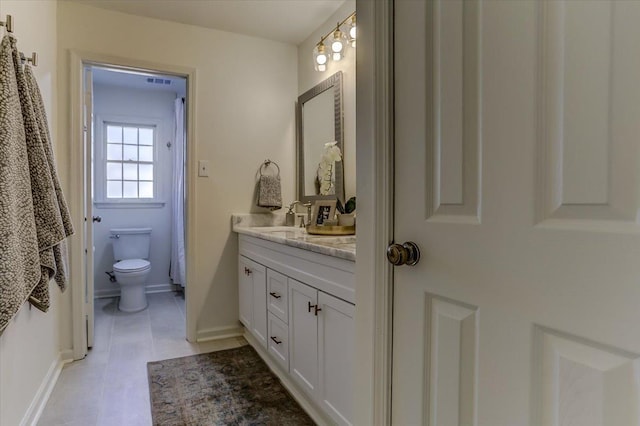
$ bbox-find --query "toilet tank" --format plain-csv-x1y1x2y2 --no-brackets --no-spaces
110,228,152,261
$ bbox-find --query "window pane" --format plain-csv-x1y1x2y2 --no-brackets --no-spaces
139,146,153,162
123,163,138,180
107,144,122,161
123,127,138,144
123,181,138,198
106,162,122,180
139,181,153,198
138,164,153,181
139,128,154,146
123,145,138,161
107,125,122,143
107,181,122,198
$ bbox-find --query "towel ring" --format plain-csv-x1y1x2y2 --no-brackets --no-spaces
260,159,280,177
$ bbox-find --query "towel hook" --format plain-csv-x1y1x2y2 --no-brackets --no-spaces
0,15,13,33
260,159,280,177
20,51,38,67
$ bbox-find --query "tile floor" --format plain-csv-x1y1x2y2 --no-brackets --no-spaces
38,292,246,426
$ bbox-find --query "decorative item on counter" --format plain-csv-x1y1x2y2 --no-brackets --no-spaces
285,201,300,226
337,196,356,226
311,200,337,226
306,224,355,236
317,141,342,196
257,159,282,211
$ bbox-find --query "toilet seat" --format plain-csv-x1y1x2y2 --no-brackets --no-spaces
113,259,150,273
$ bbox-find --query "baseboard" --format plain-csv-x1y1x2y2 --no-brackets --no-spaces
20,350,74,426
196,325,244,342
145,283,174,294
94,283,174,299
243,332,331,426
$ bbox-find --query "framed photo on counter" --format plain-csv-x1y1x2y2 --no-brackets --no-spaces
313,200,336,226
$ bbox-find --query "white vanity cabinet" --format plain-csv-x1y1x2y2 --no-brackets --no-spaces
317,291,354,425
289,279,355,426
289,279,320,396
238,256,267,349
237,233,355,426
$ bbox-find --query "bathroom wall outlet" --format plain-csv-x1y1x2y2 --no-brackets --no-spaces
198,160,210,177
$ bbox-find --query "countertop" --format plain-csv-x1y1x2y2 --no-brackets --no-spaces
232,214,355,261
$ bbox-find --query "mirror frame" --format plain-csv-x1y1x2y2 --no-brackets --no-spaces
296,71,345,204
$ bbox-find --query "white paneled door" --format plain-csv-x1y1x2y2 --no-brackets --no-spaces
392,1,640,425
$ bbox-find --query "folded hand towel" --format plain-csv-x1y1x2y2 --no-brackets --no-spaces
256,160,282,210
257,174,282,211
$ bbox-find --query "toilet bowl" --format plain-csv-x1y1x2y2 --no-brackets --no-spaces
110,228,152,313
113,259,151,312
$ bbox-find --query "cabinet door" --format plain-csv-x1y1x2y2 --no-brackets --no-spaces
288,279,318,397
318,292,355,426
267,269,288,323
249,261,267,348
238,256,253,329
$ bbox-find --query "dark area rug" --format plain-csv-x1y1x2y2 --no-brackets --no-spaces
147,345,315,426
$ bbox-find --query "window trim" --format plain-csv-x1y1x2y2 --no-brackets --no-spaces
94,114,166,207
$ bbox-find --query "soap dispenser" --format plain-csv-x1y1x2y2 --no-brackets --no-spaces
285,201,300,226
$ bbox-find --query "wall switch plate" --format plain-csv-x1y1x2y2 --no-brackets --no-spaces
198,160,210,177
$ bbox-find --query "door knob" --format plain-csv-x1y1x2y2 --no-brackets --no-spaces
92,216,102,223
386,242,421,266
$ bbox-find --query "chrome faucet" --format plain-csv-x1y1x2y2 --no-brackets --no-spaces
303,202,312,225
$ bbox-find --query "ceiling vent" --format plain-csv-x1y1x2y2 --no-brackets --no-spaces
146,77,171,85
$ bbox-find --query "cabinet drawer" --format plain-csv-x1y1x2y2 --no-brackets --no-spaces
267,269,288,323
267,312,289,372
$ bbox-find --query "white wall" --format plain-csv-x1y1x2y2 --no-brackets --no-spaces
57,3,298,340
92,83,177,297
298,0,356,200
0,1,70,425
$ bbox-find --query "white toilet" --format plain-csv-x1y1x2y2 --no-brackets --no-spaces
110,228,152,312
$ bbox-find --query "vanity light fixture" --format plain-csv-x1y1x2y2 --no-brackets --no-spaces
313,41,329,72
330,26,347,62
312,12,355,72
348,15,357,47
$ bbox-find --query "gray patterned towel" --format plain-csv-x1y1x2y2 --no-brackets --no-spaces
25,65,74,294
257,174,282,210
12,38,64,312
0,36,41,333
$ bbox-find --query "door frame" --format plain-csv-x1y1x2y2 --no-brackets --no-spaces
68,50,198,360
355,0,394,424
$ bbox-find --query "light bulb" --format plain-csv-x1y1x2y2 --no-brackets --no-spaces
349,16,356,47
313,41,329,71
331,28,344,52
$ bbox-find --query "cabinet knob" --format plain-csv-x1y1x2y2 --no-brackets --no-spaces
244,267,252,275
314,305,322,316
270,336,282,345
269,292,281,299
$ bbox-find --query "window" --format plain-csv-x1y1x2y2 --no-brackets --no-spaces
104,123,155,199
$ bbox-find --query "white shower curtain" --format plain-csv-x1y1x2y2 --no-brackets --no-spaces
170,98,186,287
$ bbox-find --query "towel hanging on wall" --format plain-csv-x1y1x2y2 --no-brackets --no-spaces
257,160,282,211
12,38,70,312
24,64,74,298
0,35,41,333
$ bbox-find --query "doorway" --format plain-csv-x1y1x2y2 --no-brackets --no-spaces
85,65,188,349
69,51,196,360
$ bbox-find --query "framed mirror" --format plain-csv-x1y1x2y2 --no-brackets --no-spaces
296,71,344,204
